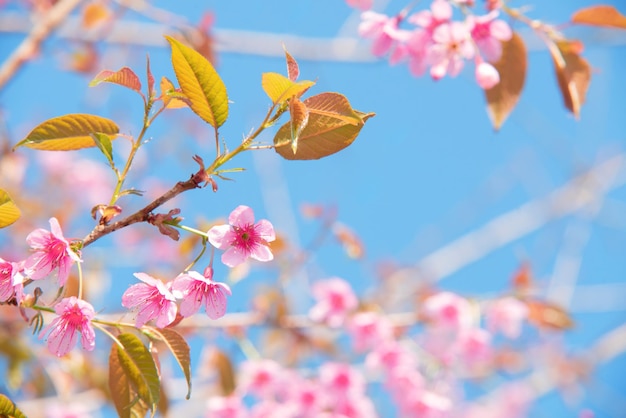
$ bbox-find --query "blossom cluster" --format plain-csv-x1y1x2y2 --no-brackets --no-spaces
350,0,513,89
203,277,532,417
1,205,275,358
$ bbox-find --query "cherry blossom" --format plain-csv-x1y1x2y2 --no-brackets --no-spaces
208,205,276,268
467,11,513,62
428,21,475,80
121,272,177,328
408,0,452,32
366,340,417,376
171,267,232,319
206,395,248,418
347,311,393,352
308,277,358,327
319,362,366,400
485,296,529,339
0,258,24,303
475,61,500,89
358,11,405,57
345,0,372,11
422,291,473,330
39,296,95,357
24,217,81,285
238,359,284,399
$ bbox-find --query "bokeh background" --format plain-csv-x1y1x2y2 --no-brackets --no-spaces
1,0,626,416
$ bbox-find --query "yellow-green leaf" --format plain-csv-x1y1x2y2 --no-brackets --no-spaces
0,394,26,418
262,72,314,105
14,114,119,151
115,333,160,414
89,67,142,93
145,327,191,399
165,35,228,127
485,33,527,130
0,189,20,228
274,93,374,160
159,76,189,109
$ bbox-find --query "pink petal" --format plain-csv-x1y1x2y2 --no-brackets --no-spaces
154,301,177,327
208,225,233,249
371,34,394,56
205,285,228,319
80,323,96,351
490,19,512,41
255,219,276,241
26,228,50,248
47,321,78,357
431,0,452,21
229,205,255,227
221,246,248,268
250,244,273,263
48,217,65,240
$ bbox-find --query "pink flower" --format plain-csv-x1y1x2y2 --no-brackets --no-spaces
238,359,284,399
39,296,95,357
24,217,81,285
485,297,528,339
319,362,366,400
422,291,473,330
206,395,248,418
0,258,24,303
171,267,232,319
428,21,474,80
208,205,276,268
122,272,177,328
401,390,452,418
308,277,358,327
366,340,416,375
455,327,493,368
347,311,393,352
475,61,500,89
467,11,512,62
345,0,372,11
358,11,405,57
408,0,452,32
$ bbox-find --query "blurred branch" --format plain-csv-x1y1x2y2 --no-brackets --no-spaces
1,12,626,63
0,0,83,91
396,153,625,284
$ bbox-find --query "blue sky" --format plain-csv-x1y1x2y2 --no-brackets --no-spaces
1,0,626,416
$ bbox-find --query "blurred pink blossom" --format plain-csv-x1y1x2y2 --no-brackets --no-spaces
171,267,232,319
345,0,372,11
475,61,500,89
358,12,406,57
366,340,417,375
467,11,512,62
485,296,528,339
455,327,493,368
121,272,177,328
309,277,358,327
422,291,473,330
408,0,452,31
24,217,81,285
428,22,474,80
0,258,24,303
39,296,95,357
319,362,366,401
238,359,284,399
208,205,276,268
347,311,393,352
206,395,248,418
401,390,453,418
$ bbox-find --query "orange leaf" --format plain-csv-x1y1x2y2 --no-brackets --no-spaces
526,300,575,330
90,67,142,94
289,96,309,153
332,222,365,259
81,1,110,29
511,262,533,292
549,40,592,118
571,5,626,29
485,32,527,130
284,45,299,81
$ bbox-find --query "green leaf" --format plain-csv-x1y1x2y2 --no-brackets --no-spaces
165,35,228,127
91,132,114,166
115,333,160,415
13,114,119,151
274,92,374,160
0,189,20,228
0,394,26,418
262,72,314,105
145,327,192,399
89,67,142,93
109,343,134,418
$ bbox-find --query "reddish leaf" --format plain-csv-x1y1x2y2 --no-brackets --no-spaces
332,222,365,259
526,300,575,330
572,5,626,29
289,96,309,153
284,46,299,81
485,32,527,130
511,262,533,293
90,67,142,94
146,55,155,99
549,40,592,118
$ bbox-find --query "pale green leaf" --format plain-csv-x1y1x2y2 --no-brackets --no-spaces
0,394,26,418
165,35,228,127
14,114,119,151
0,189,20,229
116,333,160,415
91,132,114,166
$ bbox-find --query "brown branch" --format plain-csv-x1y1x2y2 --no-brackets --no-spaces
81,174,203,247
